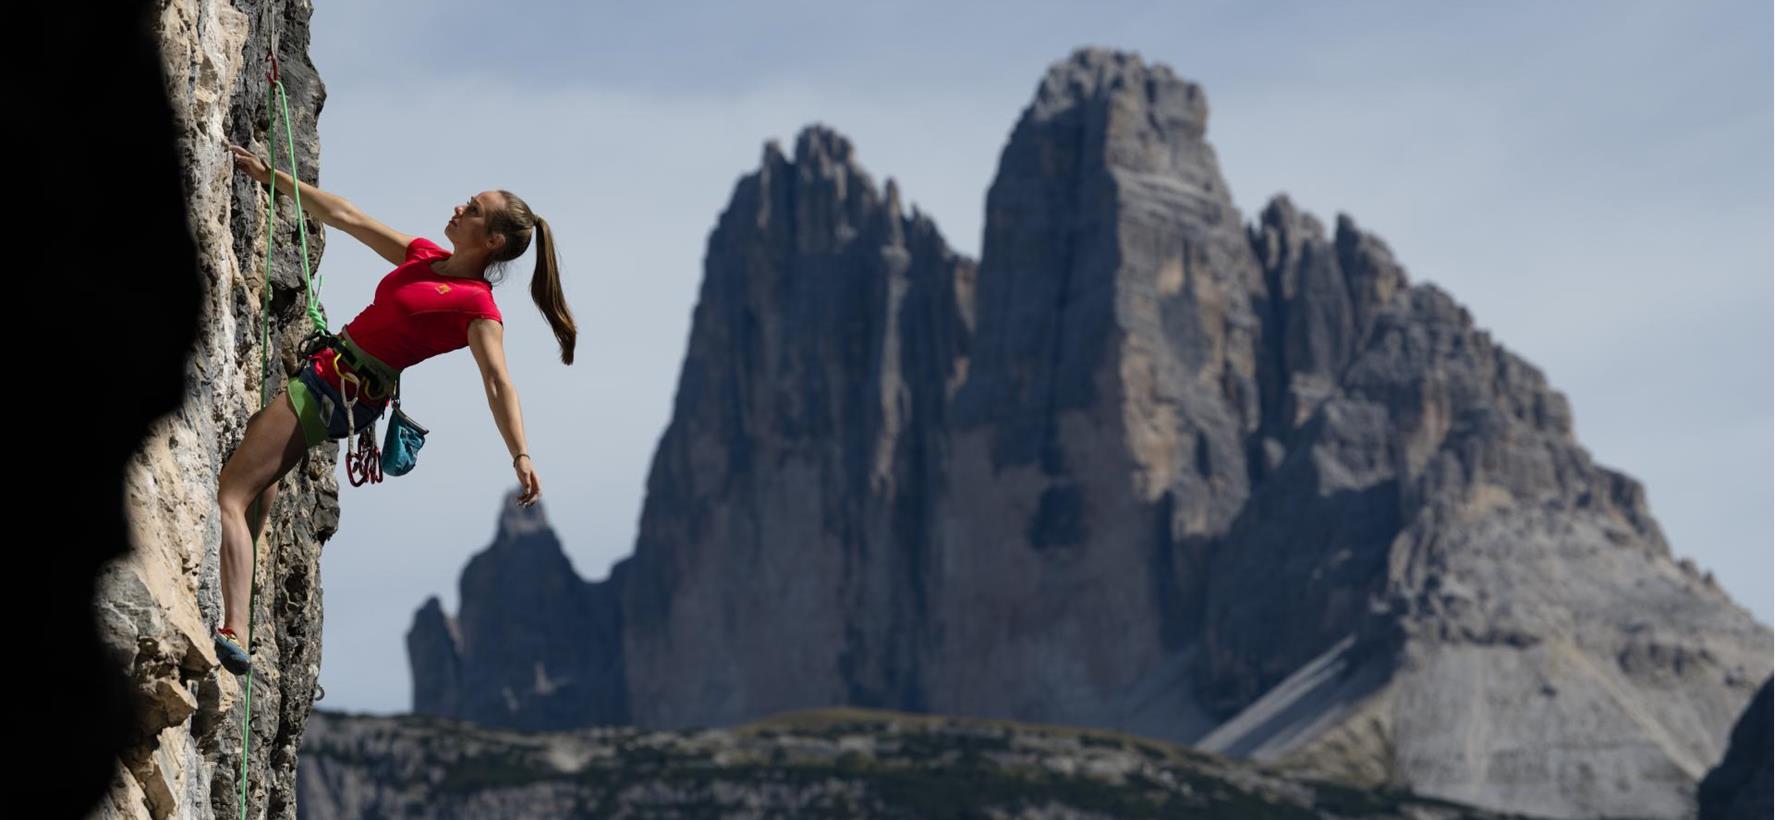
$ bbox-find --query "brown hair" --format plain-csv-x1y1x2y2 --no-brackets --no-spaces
484,190,577,365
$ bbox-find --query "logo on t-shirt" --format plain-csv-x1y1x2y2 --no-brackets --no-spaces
434,283,452,295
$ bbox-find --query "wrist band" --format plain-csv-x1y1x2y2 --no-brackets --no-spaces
514,453,530,467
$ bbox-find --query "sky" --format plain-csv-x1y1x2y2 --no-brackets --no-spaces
298,0,1773,714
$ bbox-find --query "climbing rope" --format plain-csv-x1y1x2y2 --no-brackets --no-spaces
237,20,328,817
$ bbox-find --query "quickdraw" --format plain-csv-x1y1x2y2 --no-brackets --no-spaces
346,427,384,486
341,372,385,487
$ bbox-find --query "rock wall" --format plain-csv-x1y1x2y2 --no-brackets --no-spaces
90,1,336,817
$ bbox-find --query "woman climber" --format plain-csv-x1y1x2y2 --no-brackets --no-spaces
212,143,577,675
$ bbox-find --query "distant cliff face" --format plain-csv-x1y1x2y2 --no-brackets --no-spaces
297,707,1517,819
90,1,338,817
409,494,627,731
409,49,1771,818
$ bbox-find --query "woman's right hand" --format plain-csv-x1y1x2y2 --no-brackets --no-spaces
228,144,273,185
514,455,541,508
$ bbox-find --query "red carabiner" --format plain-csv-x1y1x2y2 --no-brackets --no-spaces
347,448,368,487
345,429,383,487
364,442,383,484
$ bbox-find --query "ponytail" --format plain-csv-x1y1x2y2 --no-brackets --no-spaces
527,216,576,365
486,191,577,365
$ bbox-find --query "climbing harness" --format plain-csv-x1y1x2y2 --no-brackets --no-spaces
297,330,398,486
296,329,431,484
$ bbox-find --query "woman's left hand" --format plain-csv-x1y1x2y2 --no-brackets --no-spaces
515,455,541,507
228,143,273,184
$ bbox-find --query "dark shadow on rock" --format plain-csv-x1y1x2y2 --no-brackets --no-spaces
39,3,203,816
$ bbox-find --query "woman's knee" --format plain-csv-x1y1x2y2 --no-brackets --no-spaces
216,449,268,515
216,453,244,511
216,487,248,520
217,460,254,510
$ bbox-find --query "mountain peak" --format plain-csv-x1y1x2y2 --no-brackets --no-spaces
497,489,551,542
1028,47,1207,138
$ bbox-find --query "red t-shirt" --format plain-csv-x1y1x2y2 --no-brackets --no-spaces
307,237,503,397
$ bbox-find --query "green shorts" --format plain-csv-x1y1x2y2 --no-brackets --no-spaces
287,359,388,448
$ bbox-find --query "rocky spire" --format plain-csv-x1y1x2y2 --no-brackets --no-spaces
409,493,627,731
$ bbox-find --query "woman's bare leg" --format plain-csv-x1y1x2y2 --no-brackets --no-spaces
216,391,310,639
249,479,278,544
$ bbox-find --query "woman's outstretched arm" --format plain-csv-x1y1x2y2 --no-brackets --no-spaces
467,317,541,506
229,143,414,265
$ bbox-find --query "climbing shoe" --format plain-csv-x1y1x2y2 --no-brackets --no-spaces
214,628,251,675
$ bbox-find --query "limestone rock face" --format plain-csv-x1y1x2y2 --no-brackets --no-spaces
410,48,1770,819
91,1,339,817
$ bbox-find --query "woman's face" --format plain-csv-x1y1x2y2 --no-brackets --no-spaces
444,190,506,254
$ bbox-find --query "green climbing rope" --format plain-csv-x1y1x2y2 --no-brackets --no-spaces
238,62,327,820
